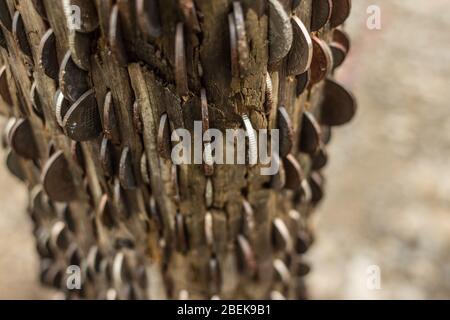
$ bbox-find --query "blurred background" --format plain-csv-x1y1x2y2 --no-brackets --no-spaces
0,0,449,299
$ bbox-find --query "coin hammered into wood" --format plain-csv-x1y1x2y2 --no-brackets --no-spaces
268,0,293,64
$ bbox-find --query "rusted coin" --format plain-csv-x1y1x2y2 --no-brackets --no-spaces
299,111,321,155
228,13,239,78
59,50,89,102
233,1,250,74
0,0,12,31
68,30,91,71
333,28,350,52
62,89,102,141
179,0,200,33
100,135,114,178
311,0,332,32
268,0,293,64
277,107,293,158
41,150,77,202
63,0,99,33
236,234,257,277
12,11,32,58
32,0,48,21
296,70,311,96
175,22,189,97
55,90,71,127
136,0,162,39
175,212,189,254
9,118,39,160
109,4,127,65
103,92,121,144
330,41,347,69
119,146,136,190
287,16,312,76
30,81,44,119
319,78,356,126
38,29,59,80
330,0,351,28
311,146,328,171
272,218,293,252
157,113,172,159
0,65,12,107
282,154,303,191
310,35,333,85
6,149,26,181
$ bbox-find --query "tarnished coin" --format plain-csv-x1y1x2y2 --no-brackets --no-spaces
119,146,136,190
333,28,350,52
311,0,332,31
268,0,293,64
62,89,102,141
12,11,32,58
273,258,290,286
100,135,114,178
38,29,59,80
136,0,162,39
233,2,250,74
277,107,293,158
319,78,356,126
311,146,328,171
310,36,332,85
330,0,351,28
283,154,303,191
236,234,257,277
6,149,26,181
0,66,12,107
109,4,127,65
308,171,324,205
287,16,312,76
330,41,347,69
296,70,311,96
272,218,293,252
30,81,44,119
228,13,239,78
299,111,321,155
9,118,39,160
59,50,89,102
68,30,91,71
63,0,99,33
55,90,71,127
41,151,77,202
98,194,116,229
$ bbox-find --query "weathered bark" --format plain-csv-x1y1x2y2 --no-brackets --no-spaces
0,0,354,299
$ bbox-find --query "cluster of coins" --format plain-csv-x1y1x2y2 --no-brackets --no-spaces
0,0,355,299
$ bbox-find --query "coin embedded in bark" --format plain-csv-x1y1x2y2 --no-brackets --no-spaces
270,154,285,190
272,218,293,252
62,89,101,141
333,28,350,52
310,36,332,85
30,81,44,119
132,101,143,134
268,0,293,64
228,13,239,78
103,92,120,144
311,0,332,31
9,118,39,160
277,107,294,158
320,78,356,126
71,140,85,172
287,16,312,76
55,90,71,127
299,111,321,155
136,0,162,39
12,11,32,58
119,146,136,190
98,194,116,229
321,125,332,144
237,234,257,277
175,213,188,254
38,29,59,80
0,0,12,31
296,70,311,96
59,50,89,102
140,153,150,185
63,0,99,33
0,66,12,107
283,154,303,191
201,88,213,176
330,0,351,28
157,113,172,159
175,22,189,97
273,258,290,285
100,135,114,178
109,4,127,65
6,149,26,181
68,30,91,71
308,171,324,205
311,146,328,171
41,150,77,202
330,42,347,69
233,2,250,74
180,0,201,32
32,0,48,21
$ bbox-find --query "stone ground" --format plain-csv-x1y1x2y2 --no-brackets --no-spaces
0,0,449,299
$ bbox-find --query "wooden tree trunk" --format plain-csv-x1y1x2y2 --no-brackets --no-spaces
0,0,354,299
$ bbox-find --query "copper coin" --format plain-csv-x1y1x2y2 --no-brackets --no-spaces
311,0,332,31
175,22,189,97
296,70,311,96
319,78,356,126
136,0,162,39
9,118,39,160
330,0,351,28
268,0,293,64
59,50,89,102
287,16,312,76
119,146,136,190
283,154,303,191
12,11,32,58
62,89,102,141
333,28,350,52
38,29,59,80
277,106,294,158
299,111,321,155
6,149,26,181
310,35,332,85
330,41,347,69
41,150,77,202
311,146,328,171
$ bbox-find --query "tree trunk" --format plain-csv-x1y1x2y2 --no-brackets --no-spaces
0,0,354,299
